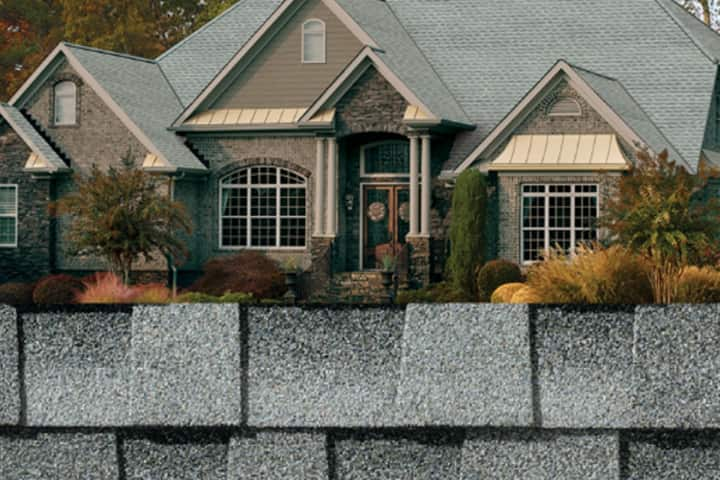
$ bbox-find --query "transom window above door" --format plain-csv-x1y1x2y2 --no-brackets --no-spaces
521,184,599,263
361,141,410,177
220,166,307,249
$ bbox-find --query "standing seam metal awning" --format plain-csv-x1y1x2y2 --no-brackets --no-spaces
488,134,630,171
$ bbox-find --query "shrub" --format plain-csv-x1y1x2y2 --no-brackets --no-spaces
190,252,286,299
510,286,542,304
0,283,36,305
525,245,653,304
448,170,487,298
491,283,525,304
675,267,720,303
132,284,171,304
175,292,255,303
395,282,471,304
33,274,85,304
76,272,135,304
476,260,523,302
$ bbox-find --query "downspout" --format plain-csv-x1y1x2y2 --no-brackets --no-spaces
167,173,185,298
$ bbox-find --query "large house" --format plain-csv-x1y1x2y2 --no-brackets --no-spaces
1,0,719,297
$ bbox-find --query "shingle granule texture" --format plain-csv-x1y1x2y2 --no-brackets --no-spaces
395,304,532,426
0,432,118,480
335,432,463,479
23,311,132,426
0,305,19,425
536,306,635,428
227,432,328,479
460,430,619,479
130,304,241,426
248,307,404,427
634,304,720,428
123,432,228,480
626,431,720,479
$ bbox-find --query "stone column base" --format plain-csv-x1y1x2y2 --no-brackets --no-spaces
310,236,334,298
407,236,431,288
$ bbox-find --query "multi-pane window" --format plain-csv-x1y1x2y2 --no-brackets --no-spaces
0,185,18,247
54,81,77,125
521,184,599,263
302,19,326,63
220,167,307,249
361,141,410,176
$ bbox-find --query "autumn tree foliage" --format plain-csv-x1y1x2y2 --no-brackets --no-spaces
601,149,720,303
54,154,193,284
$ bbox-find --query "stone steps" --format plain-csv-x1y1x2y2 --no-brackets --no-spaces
325,271,392,304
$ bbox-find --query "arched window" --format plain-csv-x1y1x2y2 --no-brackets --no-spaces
220,166,307,249
54,81,77,125
547,97,582,117
302,19,326,64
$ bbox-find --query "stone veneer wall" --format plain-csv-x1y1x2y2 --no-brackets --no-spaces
1,302,720,478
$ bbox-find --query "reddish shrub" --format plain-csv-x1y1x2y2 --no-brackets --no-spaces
77,272,135,304
190,252,287,299
33,274,85,305
0,282,36,305
131,284,171,304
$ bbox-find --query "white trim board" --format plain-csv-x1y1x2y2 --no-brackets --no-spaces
0,105,69,174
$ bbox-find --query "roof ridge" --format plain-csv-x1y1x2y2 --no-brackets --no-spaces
62,42,156,64
653,0,719,63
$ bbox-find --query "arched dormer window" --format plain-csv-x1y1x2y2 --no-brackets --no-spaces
302,19,326,64
547,97,582,117
220,166,307,249
54,81,77,126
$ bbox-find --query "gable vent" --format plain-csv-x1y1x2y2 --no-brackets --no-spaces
548,97,582,117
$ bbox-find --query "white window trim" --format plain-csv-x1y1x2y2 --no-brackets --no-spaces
301,19,326,64
520,183,599,265
0,184,18,248
360,140,411,178
218,167,308,251
53,81,78,126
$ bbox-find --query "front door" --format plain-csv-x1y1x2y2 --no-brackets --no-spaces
363,185,410,270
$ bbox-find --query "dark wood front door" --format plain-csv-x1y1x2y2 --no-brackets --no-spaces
363,186,410,270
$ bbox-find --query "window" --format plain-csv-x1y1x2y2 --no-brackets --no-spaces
220,166,307,249
302,19,326,63
54,81,77,125
361,141,410,177
548,97,582,117
521,184,598,263
0,185,18,248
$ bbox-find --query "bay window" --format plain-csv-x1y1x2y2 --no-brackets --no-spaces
521,184,599,263
220,166,307,249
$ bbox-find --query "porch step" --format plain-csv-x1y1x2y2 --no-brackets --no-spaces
326,272,392,304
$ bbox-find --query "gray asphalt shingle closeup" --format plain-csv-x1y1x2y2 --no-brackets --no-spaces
0,104,68,172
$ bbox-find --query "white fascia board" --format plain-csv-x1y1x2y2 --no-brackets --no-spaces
0,105,67,173
9,44,65,106
454,60,646,174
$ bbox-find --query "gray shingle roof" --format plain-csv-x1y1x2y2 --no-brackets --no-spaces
65,44,206,172
0,103,69,172
386,0,720,171
157,0,284,107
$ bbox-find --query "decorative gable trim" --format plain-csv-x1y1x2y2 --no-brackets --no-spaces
172,0,379,128
455,60,649,174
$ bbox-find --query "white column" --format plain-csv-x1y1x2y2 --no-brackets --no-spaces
408,134,420,237
314,137,326,236
420,134,432,237
325,137,338,237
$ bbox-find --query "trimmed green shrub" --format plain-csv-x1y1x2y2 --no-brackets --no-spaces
395,282,471,304
0,282,36,305
448,170,487,298
476,259,523,301
190,252,287,299
491,283,525,304
33,274,85,305
176,292,255,304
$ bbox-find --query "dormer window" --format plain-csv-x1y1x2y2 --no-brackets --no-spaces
548,97,582,117
54,81,77,126
302,19,326,64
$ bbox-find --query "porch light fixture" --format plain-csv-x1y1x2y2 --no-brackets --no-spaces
345,194,355,212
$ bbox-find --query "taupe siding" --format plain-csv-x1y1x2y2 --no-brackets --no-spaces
211,0,363,109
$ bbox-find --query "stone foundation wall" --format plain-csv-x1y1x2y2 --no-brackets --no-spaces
1,303,719,478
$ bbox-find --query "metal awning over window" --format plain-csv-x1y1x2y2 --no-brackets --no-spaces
489,134,630,171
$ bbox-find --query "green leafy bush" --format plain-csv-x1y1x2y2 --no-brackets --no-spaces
189,252,287,299
675,267,720,303
33,274,85,304
490,283,525,304
448,170,487,298
525,245,653,304
476,259,523,302
395,282,471,304
0,283,36,305
176,292,255,303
